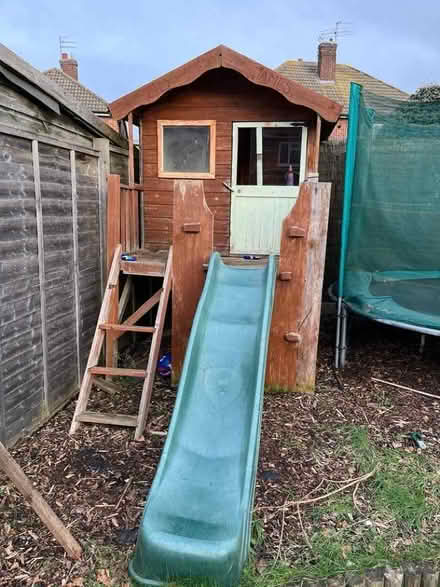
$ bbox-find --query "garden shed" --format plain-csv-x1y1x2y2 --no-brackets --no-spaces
0,43,128,446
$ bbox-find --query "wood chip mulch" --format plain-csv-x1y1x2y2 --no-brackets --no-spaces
1,317,439,586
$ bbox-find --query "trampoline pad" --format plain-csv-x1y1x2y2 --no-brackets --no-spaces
370,278,440,317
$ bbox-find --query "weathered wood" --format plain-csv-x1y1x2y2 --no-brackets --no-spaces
76,411,137,427
266,182,312,390
404,566,422,587
421,567,439,587
91,377,122,395
110,45,342,123
69,245,121,434
70,150,81,387
365,567,385,587
346,573,365,587
0,440,82,559
296,182,331,391
105,265,119,371
89,367,146,377
99,323,155,334
93,138,111,294
32,140,49,413
107,175,121,275
114,288,162,341
172,181,213,379
118,276,132,321
135,247,173,439
128,112,134,185
0,43,127,148
384,568,404,587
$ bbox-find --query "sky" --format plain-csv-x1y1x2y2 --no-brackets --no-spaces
2,0,439,104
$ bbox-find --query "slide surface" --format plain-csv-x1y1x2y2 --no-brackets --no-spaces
129,253,276,586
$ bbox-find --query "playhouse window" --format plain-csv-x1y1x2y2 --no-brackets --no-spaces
158,120,216,178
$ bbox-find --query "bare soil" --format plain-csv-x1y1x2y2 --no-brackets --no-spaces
1,316,439,586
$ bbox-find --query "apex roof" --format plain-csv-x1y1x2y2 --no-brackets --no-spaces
277,60,409,115
44,67,109,114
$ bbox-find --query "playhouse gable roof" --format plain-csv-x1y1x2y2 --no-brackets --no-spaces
110,45,342,123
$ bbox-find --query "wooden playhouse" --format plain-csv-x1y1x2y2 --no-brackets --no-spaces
70,46,342,439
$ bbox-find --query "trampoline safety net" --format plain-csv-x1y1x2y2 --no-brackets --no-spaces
338,83,440,331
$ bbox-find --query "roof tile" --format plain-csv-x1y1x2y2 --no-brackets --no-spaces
44,68,109,114
276,61,408,114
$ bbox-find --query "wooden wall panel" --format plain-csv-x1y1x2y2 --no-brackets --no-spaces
141,69,314,253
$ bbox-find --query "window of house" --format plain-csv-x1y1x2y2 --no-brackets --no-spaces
157,120,216,178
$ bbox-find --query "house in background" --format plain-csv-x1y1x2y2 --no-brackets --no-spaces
44,52,126,136
277,42,409,141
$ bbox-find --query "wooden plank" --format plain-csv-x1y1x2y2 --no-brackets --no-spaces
89,367,146,377
119,288,162,330
172,181,213,379
32,140,49,413
107,175,121,275
120,260,165,277
70,150,81,386
76,411,137,427
118,276,132,321
266,182,312,391
0,441,82,559
105,263,119,371
296,182,331,390
91,377,123,395
69,245,121,434
135,247,173,439
99,324,155,333
93,138,111,296
128,112,134,185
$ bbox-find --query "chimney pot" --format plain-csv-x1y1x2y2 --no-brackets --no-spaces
60,53,78,81
317,42,336,81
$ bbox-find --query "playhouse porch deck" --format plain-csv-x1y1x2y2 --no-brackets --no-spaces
121,247,271,277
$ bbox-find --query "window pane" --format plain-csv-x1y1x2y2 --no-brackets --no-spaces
163,126,210,173
236,128,257,185
262,127,302,186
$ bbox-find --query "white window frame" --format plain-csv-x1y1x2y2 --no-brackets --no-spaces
231,122,308,191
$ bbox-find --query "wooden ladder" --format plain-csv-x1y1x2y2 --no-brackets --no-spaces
69,244,173,440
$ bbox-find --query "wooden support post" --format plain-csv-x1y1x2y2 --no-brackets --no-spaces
93,138,111,296
107,174,121,275
105,274,119,372
128,112,134,186
296,182,331,390
266,182,312,391
0,441,82,560
172,180,213,380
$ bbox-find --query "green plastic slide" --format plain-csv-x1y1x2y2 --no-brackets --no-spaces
129,253,276,586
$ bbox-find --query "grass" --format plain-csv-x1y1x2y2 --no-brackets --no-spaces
75,426,440,586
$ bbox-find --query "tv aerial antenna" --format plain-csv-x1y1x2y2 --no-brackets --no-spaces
59,36,77,56
319,21,352,43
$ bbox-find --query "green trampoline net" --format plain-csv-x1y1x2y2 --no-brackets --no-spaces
338,84,440,331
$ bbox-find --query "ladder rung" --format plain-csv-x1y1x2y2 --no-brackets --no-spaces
99,323,155,333
89,367,146,377
76,411,138,427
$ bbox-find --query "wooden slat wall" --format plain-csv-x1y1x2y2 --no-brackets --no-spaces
141,69,315,254
0,134,43,444
39,144,78,408
75,153,101,375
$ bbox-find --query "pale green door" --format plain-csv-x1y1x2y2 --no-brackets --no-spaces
230,122,308,255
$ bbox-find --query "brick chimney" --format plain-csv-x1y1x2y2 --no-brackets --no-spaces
60,52,78,80
317,42,336,81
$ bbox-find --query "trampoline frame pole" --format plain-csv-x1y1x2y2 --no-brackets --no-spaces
340,304,348,368
335,82,361,369
335,296,342,368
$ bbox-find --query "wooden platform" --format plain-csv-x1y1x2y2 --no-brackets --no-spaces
121,248,273,277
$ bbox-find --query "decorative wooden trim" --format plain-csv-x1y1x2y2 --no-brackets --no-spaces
110,45,342,123
157,120,216,179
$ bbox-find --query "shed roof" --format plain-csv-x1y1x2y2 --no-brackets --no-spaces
110,45,342,123
44,67,109,114
0,43,127,148
277,60,409,115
